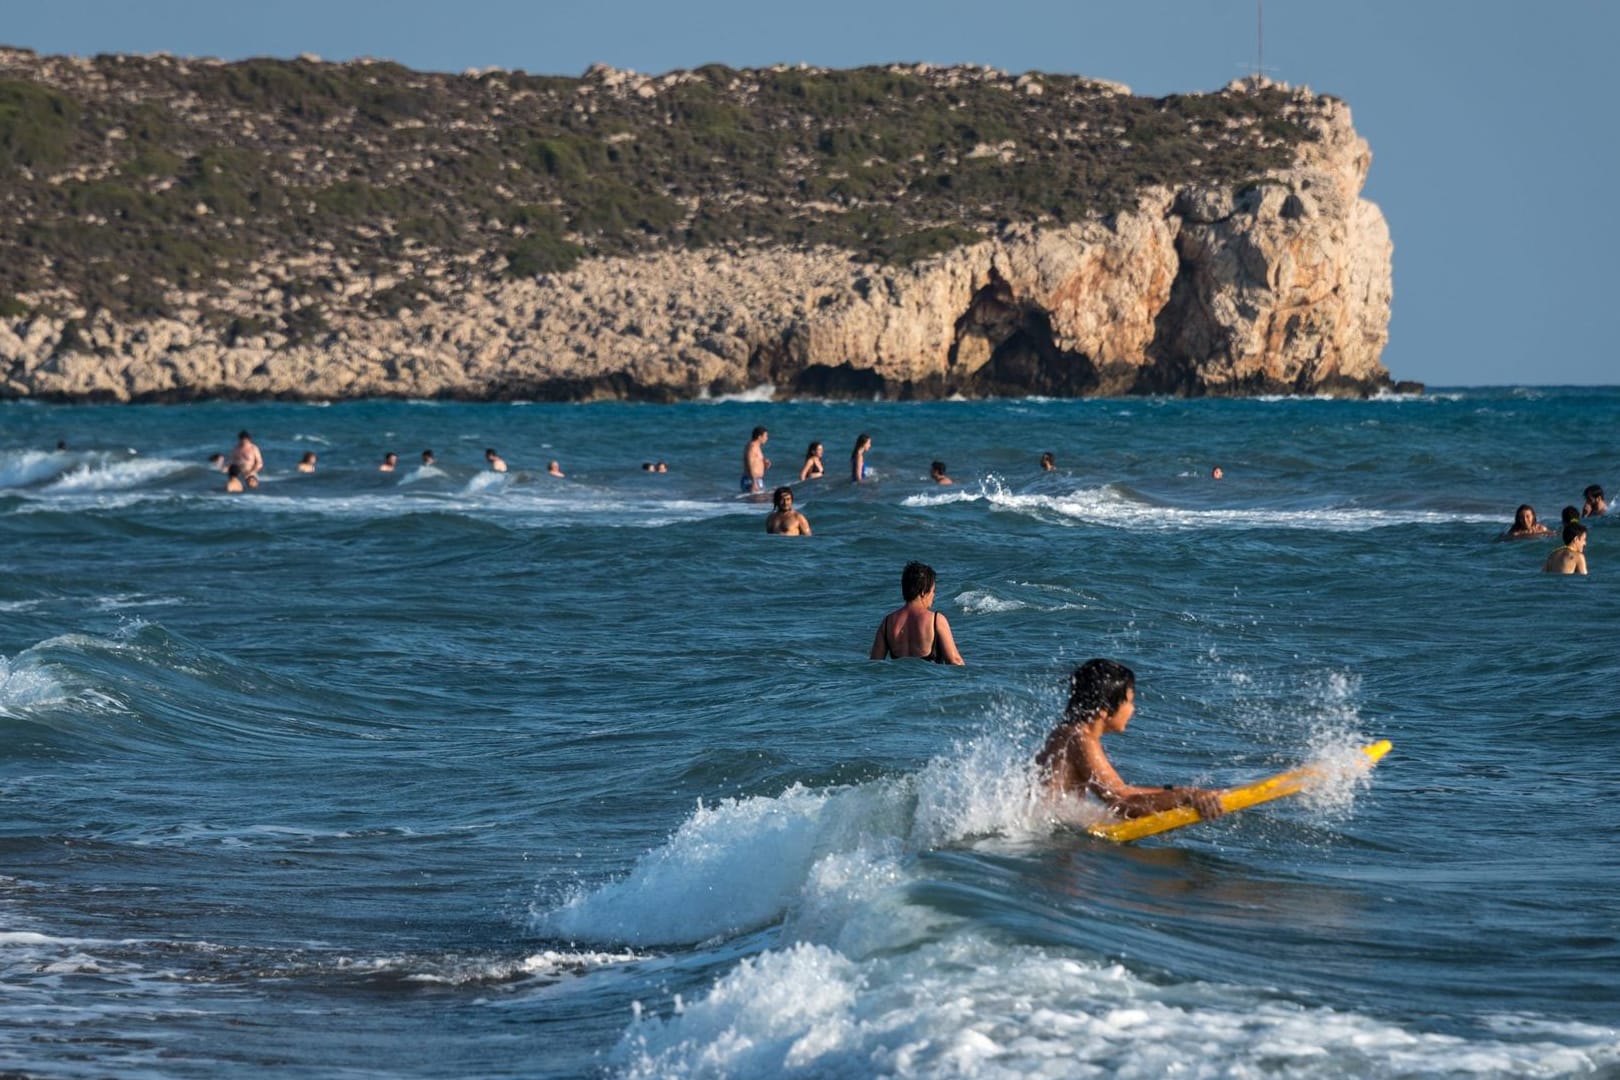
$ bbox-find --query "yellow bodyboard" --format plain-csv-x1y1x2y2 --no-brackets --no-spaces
1086,740,1391,843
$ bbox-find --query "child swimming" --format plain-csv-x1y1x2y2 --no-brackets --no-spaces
1036,659,1224,819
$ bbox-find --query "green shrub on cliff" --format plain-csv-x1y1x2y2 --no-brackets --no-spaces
0,52,1317,326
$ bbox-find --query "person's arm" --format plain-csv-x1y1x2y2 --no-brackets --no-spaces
934,613,964,665
1576,552,1588,575
868,619,889,660
1080,739,1223,819
796,515,812,536
799,460,814,481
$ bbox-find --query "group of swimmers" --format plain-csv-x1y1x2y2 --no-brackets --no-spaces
1503,485,1606,575
207,431,566,491
752,425,1070,535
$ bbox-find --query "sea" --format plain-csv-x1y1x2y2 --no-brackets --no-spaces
1,387,1616,1079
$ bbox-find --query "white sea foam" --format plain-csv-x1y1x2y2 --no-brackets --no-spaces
902,478,1502,530
698,383,777,403
534,718,1064,951
615,936,1620,1078
0,449,72,488
43,455,188,492
0,654,70,715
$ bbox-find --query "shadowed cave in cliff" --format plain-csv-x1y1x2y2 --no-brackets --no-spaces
950,272,1103,398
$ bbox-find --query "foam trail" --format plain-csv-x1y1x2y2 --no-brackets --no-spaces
45,456,189,492
903,478,1502,531
615,936,1620,1079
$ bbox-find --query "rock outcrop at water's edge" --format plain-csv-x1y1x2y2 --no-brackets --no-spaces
0,52,1408,401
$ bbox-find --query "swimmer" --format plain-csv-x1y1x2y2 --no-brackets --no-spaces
642,462,655,471
1583,485,1607,518
421,450,436,467
656,461,668,473
868,561,963,665
1543,522,1589,575
245,474,259,490
55,440,68,452
764,486,812,535
1036,658,1225,820
742,426,770,493
485,448,507,473
800,441,825,481
1561,506,1581,529
379,452,398,472
851,433,872,483
228,430,263,479
1040,451,1055,471
208,453,227,472
224,464,244,493
930,460,954,485
297,452,317,474
547,460,565,478
1211,465,1224,480
1504,504,1553,539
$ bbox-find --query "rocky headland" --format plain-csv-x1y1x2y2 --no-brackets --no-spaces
0,49,1408,402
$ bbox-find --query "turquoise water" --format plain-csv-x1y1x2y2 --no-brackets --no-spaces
1,389,1616,1078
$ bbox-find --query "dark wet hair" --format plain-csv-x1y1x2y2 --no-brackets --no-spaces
238,430,251,440
1514,504,1536,524
1065,659,1136,723
772,485,793,510
900,561,935,601
1585,485,1605,501
485,448,498,457
1040,451,1055,467
226,463,241,478
300,452,316,463
752,426,768,440
931,461,947,476
853,433,871,455
805,442,822,459
1562,506,1581,526
1564,522,1588,545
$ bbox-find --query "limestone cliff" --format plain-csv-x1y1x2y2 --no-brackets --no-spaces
0,51,1405,401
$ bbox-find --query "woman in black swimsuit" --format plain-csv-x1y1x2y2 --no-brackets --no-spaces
868,561,964,665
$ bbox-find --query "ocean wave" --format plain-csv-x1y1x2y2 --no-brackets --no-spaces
699,384,777,404
902,478,1502,531
615,935,1619,1079
43,454,188,492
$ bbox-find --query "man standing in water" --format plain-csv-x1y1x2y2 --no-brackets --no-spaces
764,486,811,535
742,426,771,494
229,431,263,480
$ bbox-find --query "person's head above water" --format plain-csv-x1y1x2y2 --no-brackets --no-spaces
1585,484,1605,502
805,442,822,459
751,426,768,442
772,485,794,511
1562,506,1582,526
1064,658,1136,724
1040,451,1055,470
1514,504,1537,528
1564,521,1589,546
900,561,936,602
853,433,872,454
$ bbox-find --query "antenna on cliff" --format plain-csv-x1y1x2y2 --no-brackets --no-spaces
1235,0,1278,83
1256,0,1264,81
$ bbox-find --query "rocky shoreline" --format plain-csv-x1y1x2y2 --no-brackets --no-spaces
0,53,1408,402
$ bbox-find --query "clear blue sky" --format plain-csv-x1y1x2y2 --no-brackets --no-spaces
6,0,1615,386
